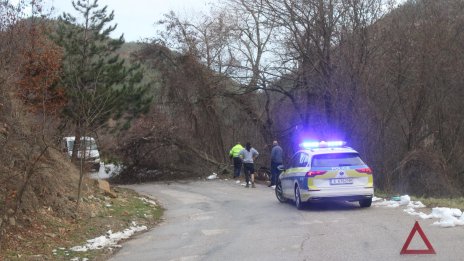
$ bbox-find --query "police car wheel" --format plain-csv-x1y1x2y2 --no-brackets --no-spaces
359,198,372,208
294,185,303,210
275,182,286,203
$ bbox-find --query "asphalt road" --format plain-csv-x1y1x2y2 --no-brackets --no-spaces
110,179,464,261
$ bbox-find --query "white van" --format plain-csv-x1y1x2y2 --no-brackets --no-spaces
63,136,101,171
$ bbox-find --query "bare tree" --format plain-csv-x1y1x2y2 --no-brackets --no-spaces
128,0,464,196
359,0,464,194
0,0,58,248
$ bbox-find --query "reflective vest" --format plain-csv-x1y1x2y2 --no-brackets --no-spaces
229,144,244,158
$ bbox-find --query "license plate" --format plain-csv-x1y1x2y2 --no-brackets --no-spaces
330,178,353,185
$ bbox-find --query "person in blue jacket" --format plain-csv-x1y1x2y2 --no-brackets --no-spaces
269,140,283,187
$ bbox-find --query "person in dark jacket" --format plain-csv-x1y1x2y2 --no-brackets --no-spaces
269,140,283,187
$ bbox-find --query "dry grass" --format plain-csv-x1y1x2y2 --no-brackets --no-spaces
411,197,464,210
375,189,464,209
2,187,163,260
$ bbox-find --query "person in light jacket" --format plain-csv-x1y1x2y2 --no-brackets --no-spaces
239,142,259,188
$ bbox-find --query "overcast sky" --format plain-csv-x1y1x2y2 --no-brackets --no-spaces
41,0,212,42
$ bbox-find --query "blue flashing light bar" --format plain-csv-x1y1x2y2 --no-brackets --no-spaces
327,141,345,147
300,141,346,149
301,142,320,148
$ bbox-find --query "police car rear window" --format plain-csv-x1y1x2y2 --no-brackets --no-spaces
311,153,365,168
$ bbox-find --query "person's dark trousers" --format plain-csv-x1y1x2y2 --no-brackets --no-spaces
233,157,242,178
270,161,281,186
243,163,254,184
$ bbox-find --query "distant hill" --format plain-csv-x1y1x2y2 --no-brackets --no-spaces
117,42,143,60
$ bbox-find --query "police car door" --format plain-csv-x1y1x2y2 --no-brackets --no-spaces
281,152,299,197
282,152,309,197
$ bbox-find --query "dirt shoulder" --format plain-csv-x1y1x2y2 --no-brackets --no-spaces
2,186,164,261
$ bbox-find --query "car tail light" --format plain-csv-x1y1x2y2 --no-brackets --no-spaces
306,170,327,177
356,168,372,174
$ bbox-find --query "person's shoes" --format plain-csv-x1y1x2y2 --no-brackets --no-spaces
245,182,249,188
252,183,256,188
268,184,273,187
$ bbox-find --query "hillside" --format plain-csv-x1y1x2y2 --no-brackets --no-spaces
0,91,163,259
118,42,143,60
0,92,98,250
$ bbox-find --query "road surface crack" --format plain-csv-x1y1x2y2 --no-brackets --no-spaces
298,233,311,259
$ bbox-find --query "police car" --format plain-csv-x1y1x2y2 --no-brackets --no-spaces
275,141,374,210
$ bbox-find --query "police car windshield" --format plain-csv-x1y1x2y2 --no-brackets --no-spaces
311,153,365,168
